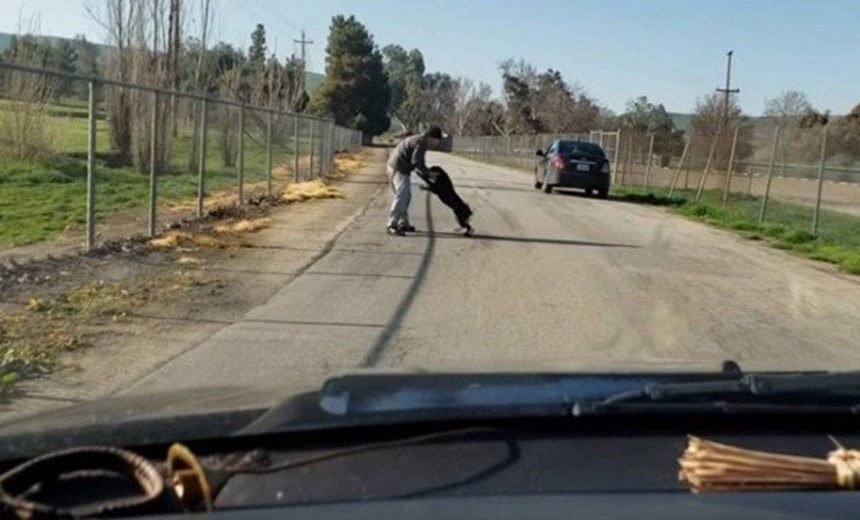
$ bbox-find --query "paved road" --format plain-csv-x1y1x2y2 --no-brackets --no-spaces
126,152,860,394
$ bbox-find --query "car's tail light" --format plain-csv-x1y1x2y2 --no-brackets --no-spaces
552,156,566,170
601,161,611,174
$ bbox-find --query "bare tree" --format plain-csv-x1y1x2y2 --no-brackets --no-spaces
763,91,812,119
596,106,619,130
691,92,748,172
453,78,494,136
217,67,241,167
168,0,181,136
187,0,213,171
87,0,136,166
763,91,825,171
0,17,58,161
131,0,172,173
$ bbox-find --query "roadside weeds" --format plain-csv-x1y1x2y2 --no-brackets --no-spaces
0,151,370,397
612,186,860,276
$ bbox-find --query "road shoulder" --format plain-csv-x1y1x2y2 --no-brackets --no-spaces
0,148,388,423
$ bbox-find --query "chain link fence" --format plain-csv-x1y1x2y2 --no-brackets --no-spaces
610,121,860,233
451,121,860,238
0,62,363,252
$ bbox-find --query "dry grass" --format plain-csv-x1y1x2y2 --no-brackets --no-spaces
1,269,214,393
281,179,346,204
177,255,202,266
148,231,192,249
147,217,273,256
163,191,239,213
216,217,273,234
331,150,370,179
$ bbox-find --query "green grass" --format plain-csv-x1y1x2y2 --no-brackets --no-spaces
0,98,332,247
612,185,860,275
0,147,294,248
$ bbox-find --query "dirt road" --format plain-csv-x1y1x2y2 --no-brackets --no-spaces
121,152,860,396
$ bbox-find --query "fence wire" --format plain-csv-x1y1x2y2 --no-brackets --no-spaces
0,62,363,252
451,121,860,239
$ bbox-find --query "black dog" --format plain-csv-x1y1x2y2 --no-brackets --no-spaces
418,166,473,232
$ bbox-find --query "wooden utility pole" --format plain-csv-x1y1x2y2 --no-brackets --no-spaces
716,51,740,130
293,30,313,108
293,30,313,66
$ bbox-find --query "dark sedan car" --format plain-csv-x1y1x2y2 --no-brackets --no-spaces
535,139,611,198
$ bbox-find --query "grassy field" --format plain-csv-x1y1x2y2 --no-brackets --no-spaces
612,186,860,275
0,100,331,248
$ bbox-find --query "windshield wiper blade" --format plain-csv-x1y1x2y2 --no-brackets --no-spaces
573,400,860,416
582,370,860,412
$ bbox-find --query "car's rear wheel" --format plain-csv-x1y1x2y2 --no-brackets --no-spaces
597,188,609,199
585,188,595,197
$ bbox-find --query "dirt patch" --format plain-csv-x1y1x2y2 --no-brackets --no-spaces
0,148,380,411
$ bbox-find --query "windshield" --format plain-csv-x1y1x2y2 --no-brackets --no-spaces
2,0,860,436
558,141,606,158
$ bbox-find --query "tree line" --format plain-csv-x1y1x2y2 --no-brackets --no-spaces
2,4,859,168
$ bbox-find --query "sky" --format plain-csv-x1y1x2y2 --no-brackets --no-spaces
4,0,860,116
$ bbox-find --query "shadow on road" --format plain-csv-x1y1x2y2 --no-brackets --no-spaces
455,183,538,194
361,190,436,367
410,231,639,249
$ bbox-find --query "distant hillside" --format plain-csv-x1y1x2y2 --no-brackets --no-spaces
0,31,325,95
305,71,324,94
0,33,12,52
0,31,111,57
669,112,694,133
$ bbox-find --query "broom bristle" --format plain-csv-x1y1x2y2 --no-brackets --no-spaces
679,436,851,492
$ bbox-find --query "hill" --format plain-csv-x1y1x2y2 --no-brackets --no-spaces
0,31,325,95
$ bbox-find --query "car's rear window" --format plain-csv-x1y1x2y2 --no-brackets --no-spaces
558,141,605,158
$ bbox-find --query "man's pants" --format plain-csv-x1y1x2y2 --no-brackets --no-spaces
387,167,411,228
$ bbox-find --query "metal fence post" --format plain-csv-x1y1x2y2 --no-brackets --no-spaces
695,133,720,202
148,91,158,237
758,126,782,224
266,110,273,196
294,113,300,182
721,125,740,207
237,105,245,205
812,125,829,236
612,130,621,186
309,119,316,179
86,80,97,252
323,121,334,177
624,136,633,185
747,162,755,195
197,98,208,218
317,119,324,177
644,133,655,192
668,136,691,198
331,120,337,173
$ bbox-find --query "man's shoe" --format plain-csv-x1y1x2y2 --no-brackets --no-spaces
387,226,406,236
402,224,417,232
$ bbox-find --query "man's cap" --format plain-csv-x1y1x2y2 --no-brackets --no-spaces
424,126,443,140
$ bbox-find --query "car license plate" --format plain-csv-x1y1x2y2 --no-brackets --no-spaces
576,163,590,172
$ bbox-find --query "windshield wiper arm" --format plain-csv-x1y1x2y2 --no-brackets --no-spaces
582,370,860,412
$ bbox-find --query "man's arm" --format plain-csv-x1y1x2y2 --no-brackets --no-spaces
410,137,431,179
